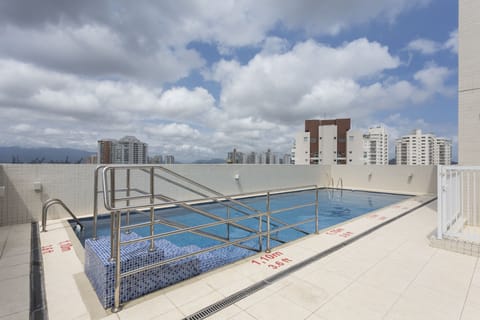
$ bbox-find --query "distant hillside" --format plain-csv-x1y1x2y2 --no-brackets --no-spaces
0,146,95,163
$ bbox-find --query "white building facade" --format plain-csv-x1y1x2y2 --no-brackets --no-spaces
395,129,451,165
365,126,389,165
459,0,480,165
347,126,389,165
295,124,389,165
291,132,310,165
346,129,367,165
318,125,338,164
98,136,148,164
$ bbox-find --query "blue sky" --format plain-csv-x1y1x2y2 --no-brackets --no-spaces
0,0,458,161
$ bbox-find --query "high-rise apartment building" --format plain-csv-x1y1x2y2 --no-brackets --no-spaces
227,149,287,164
365,126,389,165
395,129,451,165
305,119,351,164
346,126,389,165
291,132,310,165
346,129,367,165
164,155,175,164
98,139,114,164
97,136,148,164
437,138,453,165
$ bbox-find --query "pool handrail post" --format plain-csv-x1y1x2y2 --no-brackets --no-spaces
149,167,155,252
257,205,263,252
125,168,131,234
109,168,116,261
94,165,109,240
265,191,271,253
227,206,231,241
315,186,319,234
93,166,99,240
112,210,122,313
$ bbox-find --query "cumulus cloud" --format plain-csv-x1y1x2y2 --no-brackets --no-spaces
413,63,455,97
406,29,458,56
406,39,441,55
0,24,205,84
444,29,458,54
209,38,403,122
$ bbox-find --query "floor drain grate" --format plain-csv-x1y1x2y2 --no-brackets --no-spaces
183,197,436,320
183,282,266,320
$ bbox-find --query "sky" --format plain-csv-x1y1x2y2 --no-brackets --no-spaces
0,0,458,162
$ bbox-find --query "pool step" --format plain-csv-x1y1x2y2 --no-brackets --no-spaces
84,232,255,308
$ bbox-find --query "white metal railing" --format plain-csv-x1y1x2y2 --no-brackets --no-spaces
437,165,480,242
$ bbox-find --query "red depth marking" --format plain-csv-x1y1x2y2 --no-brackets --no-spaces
326,228,344,235
339,231,354,238
41,245,54,254
250,251,293,270
326,228,355,238
59,240,72,252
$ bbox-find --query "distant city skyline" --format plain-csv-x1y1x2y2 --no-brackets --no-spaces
0,1,458,162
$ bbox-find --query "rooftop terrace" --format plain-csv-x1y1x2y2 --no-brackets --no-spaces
0,164,478,319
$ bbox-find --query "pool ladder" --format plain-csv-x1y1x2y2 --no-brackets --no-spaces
328,178,344,200
41,198,84,232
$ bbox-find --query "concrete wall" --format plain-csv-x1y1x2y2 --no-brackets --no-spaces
0,164,330,225
331,165,437,195
459,0,480,165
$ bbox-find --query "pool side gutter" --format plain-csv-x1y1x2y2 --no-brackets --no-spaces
30,221,48,320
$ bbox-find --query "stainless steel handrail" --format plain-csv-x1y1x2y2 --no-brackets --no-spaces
41,198,84,232
106,165,315,236
139,167,312,236
110,188,319,311
93,163,316,238
96,164,320,312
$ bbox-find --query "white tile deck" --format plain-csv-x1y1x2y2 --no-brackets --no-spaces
38,196,480,320
0,224,31,320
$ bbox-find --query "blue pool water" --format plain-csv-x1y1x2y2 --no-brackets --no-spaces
73,189,410,250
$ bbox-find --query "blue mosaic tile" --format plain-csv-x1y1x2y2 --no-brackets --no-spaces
85,232,255,308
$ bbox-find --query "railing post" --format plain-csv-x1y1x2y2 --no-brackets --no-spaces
266,192,271,253
125,168,131,234
110,168,117,260
112,210,122,313
41,203,47,232
315,187,319,234
437,165,443,239
93,167,99,240
257,205,262,252
149,167,155,252
227,206,231,241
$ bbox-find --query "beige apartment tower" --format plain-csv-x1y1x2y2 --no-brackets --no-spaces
459,0,480,165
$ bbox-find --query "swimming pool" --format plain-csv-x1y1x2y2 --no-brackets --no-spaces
74,188,409,248
77,188,410,308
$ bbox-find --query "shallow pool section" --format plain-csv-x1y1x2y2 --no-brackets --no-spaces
76,189,410,308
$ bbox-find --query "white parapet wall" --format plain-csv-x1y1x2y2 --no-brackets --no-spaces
0,164,331,225
0,164,437,226
331,165,437,195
